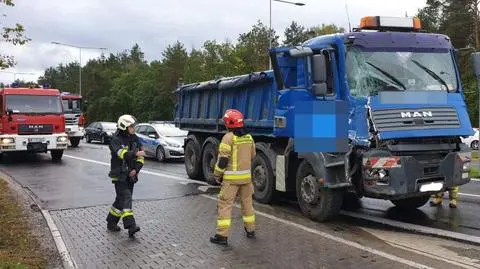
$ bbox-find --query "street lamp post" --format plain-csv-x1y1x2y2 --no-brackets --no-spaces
269,0,305,69
51,41,107,96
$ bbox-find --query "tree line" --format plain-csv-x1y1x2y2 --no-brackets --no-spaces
3,0,480,127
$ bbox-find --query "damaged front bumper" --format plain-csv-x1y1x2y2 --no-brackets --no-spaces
361,150,471,200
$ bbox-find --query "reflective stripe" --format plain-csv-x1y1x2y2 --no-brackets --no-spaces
243,215,255,223
122,209,133,218
109,207,122,217
214,165,225,174
136,156,144,164
223,173,251,180
217,218,231,228
232,136,238,171
219,143,232,152
224,169,251,175
117,148,128,159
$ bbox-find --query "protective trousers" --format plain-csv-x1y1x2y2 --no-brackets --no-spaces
106,181,136,229
433,186,459,200
216,181,255,237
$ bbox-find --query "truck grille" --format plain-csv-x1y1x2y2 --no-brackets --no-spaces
18,124,53,135
371,107,460,132
65,114,80,125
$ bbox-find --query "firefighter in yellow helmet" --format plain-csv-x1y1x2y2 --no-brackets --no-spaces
210,109,256,245
430,186,459,208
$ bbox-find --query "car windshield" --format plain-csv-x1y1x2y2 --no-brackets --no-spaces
102,123,117,130
6,94,63,114
346,46,458,97
153,124,187,137
62,98,82,113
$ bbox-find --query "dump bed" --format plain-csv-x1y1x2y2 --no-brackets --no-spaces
173,71,278,136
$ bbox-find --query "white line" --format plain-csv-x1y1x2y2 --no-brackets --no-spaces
342,211,480,245
41,210,77,269
459,193,480,198
200,194,433,269
471,178,480,182
63,154,209,186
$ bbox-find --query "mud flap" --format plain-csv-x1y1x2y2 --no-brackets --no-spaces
275,155,286,192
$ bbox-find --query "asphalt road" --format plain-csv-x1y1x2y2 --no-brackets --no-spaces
2,141,480,268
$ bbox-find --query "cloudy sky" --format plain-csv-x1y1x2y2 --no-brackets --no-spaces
0,0,427,84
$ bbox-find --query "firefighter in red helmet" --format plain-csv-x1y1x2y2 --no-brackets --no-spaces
210,109,256,245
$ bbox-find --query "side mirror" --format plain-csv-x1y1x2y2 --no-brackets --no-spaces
472,52,480,78
289,46,313,58
6,109,13,116
311,54,328,96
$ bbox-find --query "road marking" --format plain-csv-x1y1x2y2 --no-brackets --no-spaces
471,178,480,182
200,194,433,269
64,154,209,186
459,193,480,198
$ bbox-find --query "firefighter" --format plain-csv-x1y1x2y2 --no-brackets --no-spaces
106,114,145,237
210,109,256,245
430,186,459,208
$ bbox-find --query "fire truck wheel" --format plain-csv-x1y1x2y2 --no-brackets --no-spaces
70,137,81,147
296,160,343,222
51,150,64,161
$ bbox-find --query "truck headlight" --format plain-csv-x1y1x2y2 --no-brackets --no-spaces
0,138,15,144
57,136,68,143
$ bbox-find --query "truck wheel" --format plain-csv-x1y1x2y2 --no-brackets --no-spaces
202,138,219,186
390,196,430,209
184,137,204,180
156,146,166,162
252,151,276,203
296,160,343,222
70,137,81,147
51,150,64,161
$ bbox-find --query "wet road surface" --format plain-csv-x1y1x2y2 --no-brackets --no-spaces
2,140,480,268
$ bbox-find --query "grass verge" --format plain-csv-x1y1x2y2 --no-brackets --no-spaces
472,151,478,160
0,179,46,269
470,167,480,178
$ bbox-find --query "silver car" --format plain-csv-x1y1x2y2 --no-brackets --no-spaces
134,122,187,162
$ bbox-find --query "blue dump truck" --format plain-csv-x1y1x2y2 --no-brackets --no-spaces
174,16,476,221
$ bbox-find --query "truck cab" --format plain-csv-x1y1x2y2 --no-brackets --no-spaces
60,92,85,147
0,87,69,161
271,16,473,218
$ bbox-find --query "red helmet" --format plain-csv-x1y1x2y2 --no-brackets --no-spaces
223,109,244,129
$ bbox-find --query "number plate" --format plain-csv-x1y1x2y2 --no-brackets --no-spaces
419,182,443,192
28,138,45,143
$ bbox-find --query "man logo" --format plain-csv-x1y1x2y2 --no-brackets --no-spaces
400,111,433,118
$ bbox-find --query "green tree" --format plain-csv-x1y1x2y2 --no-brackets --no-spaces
0,0,30,69
283,21,310,46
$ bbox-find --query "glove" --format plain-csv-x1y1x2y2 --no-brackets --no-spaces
214,175,223,185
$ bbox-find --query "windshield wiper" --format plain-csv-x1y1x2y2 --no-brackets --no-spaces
366,62,406,90
411,59,450,93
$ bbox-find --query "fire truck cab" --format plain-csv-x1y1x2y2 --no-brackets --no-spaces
60,92,85,147
0,87,68,161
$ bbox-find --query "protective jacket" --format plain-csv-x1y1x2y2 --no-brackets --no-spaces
108,130,144,183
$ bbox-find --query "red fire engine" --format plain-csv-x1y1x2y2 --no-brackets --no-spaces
60,92,85,147
0,87,68,160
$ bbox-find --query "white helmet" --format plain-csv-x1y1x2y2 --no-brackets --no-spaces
117,114,137,131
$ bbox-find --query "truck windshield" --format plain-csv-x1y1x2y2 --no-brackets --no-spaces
6,95,63,114
346,46,458,97
62,99,82,113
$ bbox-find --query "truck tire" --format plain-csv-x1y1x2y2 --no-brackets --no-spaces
184,137,204,180
51,150,64,161
202,138,220,186
252,151,276,203
70,137,81,147
390,195,430,209
296,160,343,222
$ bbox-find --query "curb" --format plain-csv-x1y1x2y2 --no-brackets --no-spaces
341,210,480,246
0,170,77,269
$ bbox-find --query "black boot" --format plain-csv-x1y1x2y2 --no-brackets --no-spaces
107,223,121,232
244,227,255,238
210,234,228,245
128,225,140,237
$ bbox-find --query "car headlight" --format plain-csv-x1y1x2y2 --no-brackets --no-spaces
1,138,15,144
106,131,113,136
57,136,68,142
